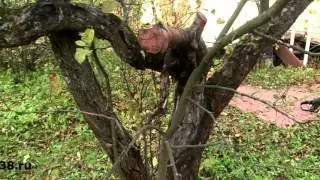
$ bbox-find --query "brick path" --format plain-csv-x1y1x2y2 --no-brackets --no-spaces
230,82,320,127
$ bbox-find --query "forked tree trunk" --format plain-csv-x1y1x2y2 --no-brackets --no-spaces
168,1,310,178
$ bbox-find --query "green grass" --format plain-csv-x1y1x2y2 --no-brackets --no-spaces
247,66,319,89
1,63,320,179
200,107,320,179
0,68,110,179
0,50,159,179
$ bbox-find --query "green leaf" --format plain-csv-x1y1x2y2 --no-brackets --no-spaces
82,29,95,45
74,48,92,64
75,40,87,47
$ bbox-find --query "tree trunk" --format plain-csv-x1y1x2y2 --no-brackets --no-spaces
49,31,148,179
259,0,269,13
258,0,274,68
168,0,311,178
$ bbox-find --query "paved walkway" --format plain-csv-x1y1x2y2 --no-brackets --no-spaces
229,82,320,127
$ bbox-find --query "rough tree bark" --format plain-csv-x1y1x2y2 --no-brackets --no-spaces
0,0,311,179
0,2,150,179
167,0,310,178
49,31,147,179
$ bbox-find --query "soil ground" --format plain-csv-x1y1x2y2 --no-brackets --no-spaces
230,80,320,127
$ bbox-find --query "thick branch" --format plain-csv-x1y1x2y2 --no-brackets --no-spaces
0,1,208,76
259,0,270,13
0,1,145,69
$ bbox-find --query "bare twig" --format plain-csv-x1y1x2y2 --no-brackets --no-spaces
119,64,136,99
138,71,146,112
187,97,216,122
91,41,113,107
151,0,158,23
218,0,248,37
90,43,124,165
187,97,222,133
143,133,150,178
178,11,198,28
140,72,170,177
148,129,154,175
116,0,129,23
93,45,117,164
165,140,180,180
272,86,290,106
106,125,165,178
199,84,302,123
172,139,231,149
142,72,169,125
158,138,168,180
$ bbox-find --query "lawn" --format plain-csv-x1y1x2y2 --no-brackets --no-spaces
0,64,319,179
